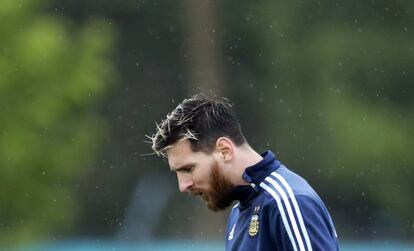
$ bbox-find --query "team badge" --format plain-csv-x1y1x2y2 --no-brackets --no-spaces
248,206,260,237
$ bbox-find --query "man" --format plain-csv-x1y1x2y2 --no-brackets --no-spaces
149,94,339,251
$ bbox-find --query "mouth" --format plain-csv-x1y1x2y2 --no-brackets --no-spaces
191,191,208,201
190,191,202,197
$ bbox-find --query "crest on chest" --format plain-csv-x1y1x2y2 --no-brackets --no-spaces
248,206,260,237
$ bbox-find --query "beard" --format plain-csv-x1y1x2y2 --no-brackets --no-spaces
203,164,235,212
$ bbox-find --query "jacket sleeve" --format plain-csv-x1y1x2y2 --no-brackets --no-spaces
269,195,339,251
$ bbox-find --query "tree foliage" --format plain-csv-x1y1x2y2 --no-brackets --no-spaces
0,0,115,244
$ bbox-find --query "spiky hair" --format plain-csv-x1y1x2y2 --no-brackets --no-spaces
149,94,246,158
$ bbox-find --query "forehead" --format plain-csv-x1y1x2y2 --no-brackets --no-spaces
166,140,208,170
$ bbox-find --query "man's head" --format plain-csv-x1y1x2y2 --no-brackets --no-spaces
150,94,247,211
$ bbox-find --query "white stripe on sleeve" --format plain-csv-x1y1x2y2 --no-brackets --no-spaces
265,177,306,251
272,172,313,251
260,182,298,251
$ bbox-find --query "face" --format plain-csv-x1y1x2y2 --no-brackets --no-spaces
167,139,234,211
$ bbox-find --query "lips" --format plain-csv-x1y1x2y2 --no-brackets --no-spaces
189,190,210,203
191,191,207,201
191,191,201,196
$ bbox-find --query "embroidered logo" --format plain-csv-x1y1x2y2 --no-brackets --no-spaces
248,206,260,237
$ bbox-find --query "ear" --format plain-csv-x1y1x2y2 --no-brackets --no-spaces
215,137,235,161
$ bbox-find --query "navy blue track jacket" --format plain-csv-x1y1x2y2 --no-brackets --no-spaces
225,151,339,251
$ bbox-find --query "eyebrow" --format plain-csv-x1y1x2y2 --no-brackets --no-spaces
172,163,195,172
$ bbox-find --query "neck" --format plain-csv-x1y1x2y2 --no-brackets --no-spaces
228,144,263,186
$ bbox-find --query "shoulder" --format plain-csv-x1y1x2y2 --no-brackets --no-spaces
257,166,339,250
257,165,325,219
260,165,319,200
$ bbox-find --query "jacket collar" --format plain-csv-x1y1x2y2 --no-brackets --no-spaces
231,150,281,207
243,150,281,186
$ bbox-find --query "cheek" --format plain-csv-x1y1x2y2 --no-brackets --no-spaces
194,163,216,187
194,170,209,186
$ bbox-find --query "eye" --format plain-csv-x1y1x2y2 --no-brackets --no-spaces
174,164,196,173
182,166,194,173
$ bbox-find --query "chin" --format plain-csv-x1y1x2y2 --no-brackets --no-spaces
206,199,233,212
206,203,223,212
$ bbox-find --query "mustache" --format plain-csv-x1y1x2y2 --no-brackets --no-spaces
188,190,203,196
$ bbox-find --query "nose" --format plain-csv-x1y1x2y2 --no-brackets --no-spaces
177,174,194,193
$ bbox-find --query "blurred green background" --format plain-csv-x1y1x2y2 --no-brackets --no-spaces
0,0,413,249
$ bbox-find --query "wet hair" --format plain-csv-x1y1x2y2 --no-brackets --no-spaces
149,94,247,157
